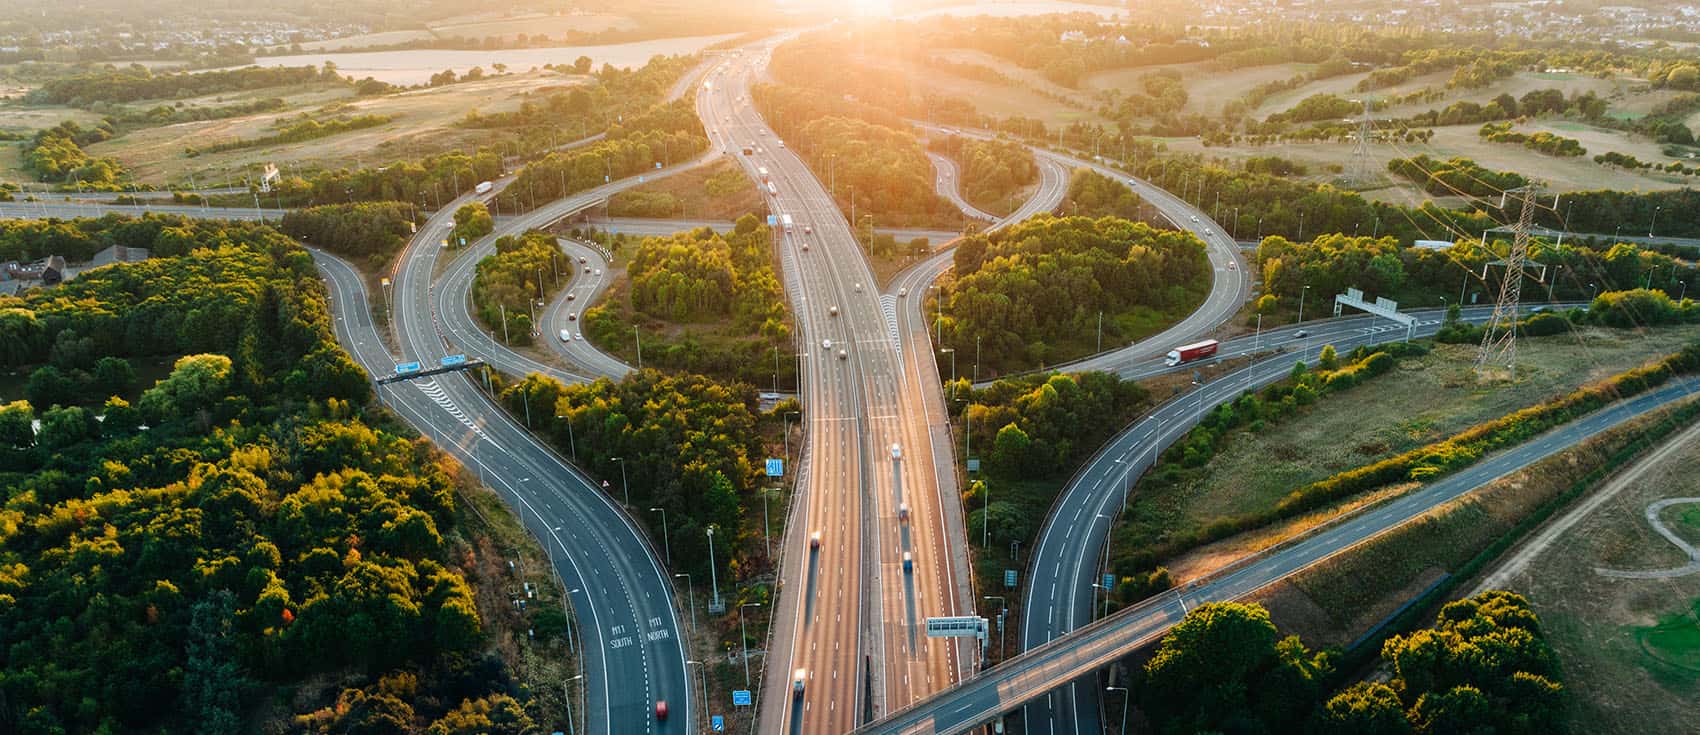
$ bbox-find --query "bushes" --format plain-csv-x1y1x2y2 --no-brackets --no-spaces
449,201,493,246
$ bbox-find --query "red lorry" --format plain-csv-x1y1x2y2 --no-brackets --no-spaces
1165,339,1219,367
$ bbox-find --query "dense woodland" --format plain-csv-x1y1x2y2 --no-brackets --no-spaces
585,216,791,386
499,369,773,581
278,201,416,271
1141,593,1564,734
26,64,342,107
941,215,1211,373
1254,232,1700,314
0,217,548,734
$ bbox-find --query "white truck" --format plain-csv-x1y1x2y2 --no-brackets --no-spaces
474,181,493,195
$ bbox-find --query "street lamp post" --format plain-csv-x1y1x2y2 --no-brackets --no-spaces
706,526,722,613
649,507,670,566
564,674,585,735
1681,280,1689,302
674,573,696,632
783,410,799,467
555,413,578,462
940,348,956,401
1107,686,1130,735
739,602,762,688
611,457,629,506
1296,284,1312,325
1651,205,1662,238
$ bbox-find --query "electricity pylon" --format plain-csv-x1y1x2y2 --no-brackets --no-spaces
1475,185,1540,377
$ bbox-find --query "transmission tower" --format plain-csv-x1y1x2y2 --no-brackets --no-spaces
1475,185,1540,376
1348,98,1374,186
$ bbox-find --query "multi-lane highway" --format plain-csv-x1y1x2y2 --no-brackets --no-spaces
861,320,1700,735
699,44,980,734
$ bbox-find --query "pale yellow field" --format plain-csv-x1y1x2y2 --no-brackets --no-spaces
89,71,577,186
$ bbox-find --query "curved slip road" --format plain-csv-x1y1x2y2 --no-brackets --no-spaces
314,245,693,735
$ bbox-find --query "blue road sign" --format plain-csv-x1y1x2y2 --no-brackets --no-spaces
1004,569,1017,588
766,214,778,226
732,690,752,706
394,362,421,375
655,161,663,169
765,458,784,477
439,354,467,367
966,458,981,473
1103,573,1116,591
711,716,725,732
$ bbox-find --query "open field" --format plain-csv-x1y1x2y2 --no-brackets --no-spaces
87,72,569,187
1161,117,1690,198
1127,326,1700,580
1249,396,1696,651
1488,421,1700,733
225,33,739,86
1083,61,1315,117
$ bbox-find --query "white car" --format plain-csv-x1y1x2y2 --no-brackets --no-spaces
559,329,571,342
898,287,908,297
822,338,832,349
829,306,839,317
890,443,902,460
853,283,862,292
574,333,582,341
1190,215,1200,223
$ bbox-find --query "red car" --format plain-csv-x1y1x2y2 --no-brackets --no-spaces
655,700,668,720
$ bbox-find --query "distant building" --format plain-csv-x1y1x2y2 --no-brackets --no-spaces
40,256,66,286
89,244,150,270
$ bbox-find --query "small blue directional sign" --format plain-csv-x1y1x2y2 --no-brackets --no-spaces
655,161,663,169
766,214,778,226
1103,573,1116,591
732,690,752,706
711,716,725,732
1004,569,1017,588
765,458,784,477
439,354,467,367
394,362,421,375
966,459,981,473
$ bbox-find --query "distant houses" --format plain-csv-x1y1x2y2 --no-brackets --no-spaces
0,244,149,293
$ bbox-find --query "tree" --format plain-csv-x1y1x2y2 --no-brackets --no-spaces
427,694,535,735
573,55,593,74
37,404,97,449
990,422,1033,476
451,201,493,245
1139,601,1332,735
138,353,233,423
1311,682,1411,735
93,355,135,397
184,591,247,735
0,399,34,448
26,364,84,409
